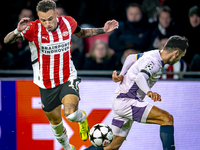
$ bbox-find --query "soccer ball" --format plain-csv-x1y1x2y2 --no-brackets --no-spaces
89,123,113,148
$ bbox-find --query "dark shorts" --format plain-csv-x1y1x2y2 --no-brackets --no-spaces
39,77,81,112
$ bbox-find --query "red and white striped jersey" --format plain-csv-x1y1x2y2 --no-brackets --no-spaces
21,16,78,89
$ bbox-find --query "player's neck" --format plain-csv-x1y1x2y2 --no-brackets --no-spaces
160,50,168,65
52,22,59,32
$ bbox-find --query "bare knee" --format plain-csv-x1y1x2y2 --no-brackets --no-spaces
161,113,174,125
44,106,62,125
62,95,79,117
64,103,77,117
49,117,62,125
45,112,62,125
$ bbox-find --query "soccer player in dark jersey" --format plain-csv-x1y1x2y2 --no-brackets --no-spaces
4,0,119,149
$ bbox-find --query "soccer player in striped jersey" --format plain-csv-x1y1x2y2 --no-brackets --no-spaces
85,36,188,150
4,0,119,149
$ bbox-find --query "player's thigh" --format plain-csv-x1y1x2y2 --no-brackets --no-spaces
44,105,62,125
113,96,153,123
104,135,126,150
146,106,173,125
60,78,81,116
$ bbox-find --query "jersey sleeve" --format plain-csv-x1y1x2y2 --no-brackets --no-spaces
63,16,78,34
139,59,160,78
119,54,137,76
134,59,159,94
119,53,144,76
21,21,35,42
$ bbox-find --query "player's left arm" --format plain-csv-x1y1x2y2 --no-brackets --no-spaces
135,72,161,102
134,60,161,102
74,20,119,38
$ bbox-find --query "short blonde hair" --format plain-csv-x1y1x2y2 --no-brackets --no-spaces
36,0,56,12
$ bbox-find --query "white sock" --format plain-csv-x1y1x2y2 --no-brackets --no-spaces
66,109,85,123
50,121,72,150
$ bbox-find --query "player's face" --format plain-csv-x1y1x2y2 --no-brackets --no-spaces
38,10,58,31
168,50,186,65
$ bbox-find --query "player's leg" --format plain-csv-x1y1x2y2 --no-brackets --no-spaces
40,87,74,150
104,135,126,150
146,106,175,150
103,99,134,150
44,106,74,150
61,78,89,141
113,96,174,150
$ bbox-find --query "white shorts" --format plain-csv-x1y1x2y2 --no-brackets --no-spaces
111,95,153,137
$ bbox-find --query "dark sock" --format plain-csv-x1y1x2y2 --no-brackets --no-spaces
84,145,104,150
160,125,175,150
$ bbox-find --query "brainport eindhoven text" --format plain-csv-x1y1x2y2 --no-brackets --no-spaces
41,42,70,54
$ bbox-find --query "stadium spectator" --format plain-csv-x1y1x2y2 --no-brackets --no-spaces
0,35,14,69
9,7,35,59
56,4,68,16
83,40,120,70
120,48,140,65
141,0,161,23
60,0,102,27
190,53,200,71
108,3,151,55
71,37,85,70
7,7,35,69
18,7,35,22
183,5,200,64
11,45,32,69
149,6,181,50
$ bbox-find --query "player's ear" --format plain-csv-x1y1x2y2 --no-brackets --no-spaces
174,50,179,57
55,10,58,16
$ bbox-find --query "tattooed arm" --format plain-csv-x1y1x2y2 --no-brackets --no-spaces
4,32,23,44
74,20,119,38
4,18,29,44
75,28,105,38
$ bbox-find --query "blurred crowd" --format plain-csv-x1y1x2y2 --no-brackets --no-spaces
1,0,200,78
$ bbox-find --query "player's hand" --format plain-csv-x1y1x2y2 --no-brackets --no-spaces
17,18,30,32
103,20,119,33
112,70,123,83
147,91,161,102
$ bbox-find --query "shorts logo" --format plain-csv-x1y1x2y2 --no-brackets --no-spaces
69,80,80,91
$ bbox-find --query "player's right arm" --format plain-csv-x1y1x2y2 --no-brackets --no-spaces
4,18,30,44
112,54,141,83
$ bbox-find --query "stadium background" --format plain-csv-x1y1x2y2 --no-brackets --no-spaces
1,0,200,150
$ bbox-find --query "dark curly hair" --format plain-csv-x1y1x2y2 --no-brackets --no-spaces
164,35,189,52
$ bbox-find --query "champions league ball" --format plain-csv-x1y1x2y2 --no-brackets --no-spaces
89,123,113,148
